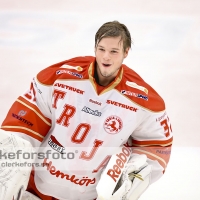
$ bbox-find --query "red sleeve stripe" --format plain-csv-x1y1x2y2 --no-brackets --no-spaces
133,148,167,169
17,98,51,126
1,125,44,142
132,137,173,147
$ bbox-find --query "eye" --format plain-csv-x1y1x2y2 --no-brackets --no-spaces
98,48,105,51
111,50,118,53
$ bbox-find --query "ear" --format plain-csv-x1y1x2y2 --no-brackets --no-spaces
124,48,130,58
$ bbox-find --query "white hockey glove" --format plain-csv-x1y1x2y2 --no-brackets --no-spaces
0,129,34,200
119,154,152,200
96,149,151,200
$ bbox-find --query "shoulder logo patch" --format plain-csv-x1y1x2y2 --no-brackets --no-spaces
60,64,83,71
126,81,148,94
18,110,27,116
56,70,83,78
121,90,148,101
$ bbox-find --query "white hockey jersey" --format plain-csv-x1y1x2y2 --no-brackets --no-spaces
1,56,173,200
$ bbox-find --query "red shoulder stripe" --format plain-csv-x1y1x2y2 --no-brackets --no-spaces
132,137,173,147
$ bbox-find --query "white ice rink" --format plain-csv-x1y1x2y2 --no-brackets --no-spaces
0,0,200,199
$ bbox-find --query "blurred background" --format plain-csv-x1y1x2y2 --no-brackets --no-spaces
0,0,200,199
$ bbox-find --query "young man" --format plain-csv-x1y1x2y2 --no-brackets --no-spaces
0,21,173,200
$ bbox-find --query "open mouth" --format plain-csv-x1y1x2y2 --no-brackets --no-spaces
102,63,111,67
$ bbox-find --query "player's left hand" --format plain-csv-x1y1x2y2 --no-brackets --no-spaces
115,154,152,200
97,154,151,200
108,154,146,199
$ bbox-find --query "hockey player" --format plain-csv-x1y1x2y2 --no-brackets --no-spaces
0,21,173,200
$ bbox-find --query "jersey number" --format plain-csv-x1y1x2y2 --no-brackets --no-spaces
160,117,172,137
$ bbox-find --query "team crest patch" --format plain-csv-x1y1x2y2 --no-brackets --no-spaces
104,115,123,134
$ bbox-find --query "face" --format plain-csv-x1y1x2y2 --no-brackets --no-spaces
95,36,129,85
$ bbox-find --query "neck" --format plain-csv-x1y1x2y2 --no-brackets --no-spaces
94,63,116,86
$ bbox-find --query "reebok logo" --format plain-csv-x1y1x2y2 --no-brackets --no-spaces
107,147,131,182
89,99,102,106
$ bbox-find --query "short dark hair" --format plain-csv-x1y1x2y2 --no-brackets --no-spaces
95,21,132,52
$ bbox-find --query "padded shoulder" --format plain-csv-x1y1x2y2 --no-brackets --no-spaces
37,56,95,85
116,65,165,112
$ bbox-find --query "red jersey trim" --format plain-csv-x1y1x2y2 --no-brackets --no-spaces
88,62,124,95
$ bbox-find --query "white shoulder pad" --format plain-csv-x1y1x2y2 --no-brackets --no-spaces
0,129,33,200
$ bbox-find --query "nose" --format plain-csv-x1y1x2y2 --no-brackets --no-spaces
103,51,110,61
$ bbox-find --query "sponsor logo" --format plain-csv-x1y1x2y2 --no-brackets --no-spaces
54,83,84,94
126,81,148,94
18,110,27,116
12,113,33,127
156,112,167,122
106,100,138,112
82,106,102,117
43,158,96,186
104,115,123,134
60,64,83,71
156,149,171,154
56,70,83,79
121,90,148,101
107,146,131,182
48,135,65,154
89,99,102,106
33,78,42,94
